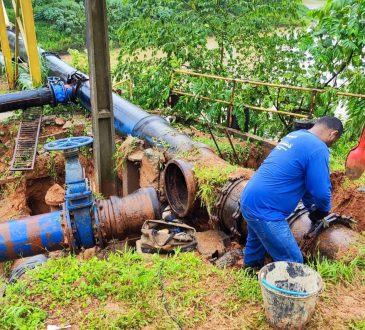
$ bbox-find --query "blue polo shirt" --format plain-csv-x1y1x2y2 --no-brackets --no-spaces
241,129,331,221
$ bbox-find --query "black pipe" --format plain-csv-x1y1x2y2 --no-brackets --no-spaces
0,87,53,112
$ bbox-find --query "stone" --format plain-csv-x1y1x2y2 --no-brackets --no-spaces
45,184,65,207
196,230,229,258
139,148,162,190
62,121,73,130
42,115,56,125
82,247,96,260
214,248,243,269
55,117,66,126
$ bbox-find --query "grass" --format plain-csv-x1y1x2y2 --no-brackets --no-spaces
308,246,365,284
114,137,143,171
1,248,365,329
193,163,239,215
0,250,263,329
349,320,365,330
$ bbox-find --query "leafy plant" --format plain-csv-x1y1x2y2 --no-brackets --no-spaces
68,49,89,74
114,137,143,171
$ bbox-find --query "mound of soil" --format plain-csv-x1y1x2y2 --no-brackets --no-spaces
331,171,365,233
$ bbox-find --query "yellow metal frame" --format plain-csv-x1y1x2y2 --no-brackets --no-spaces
171,69,365,124
0,0,41,88
112,79,133,98
0,1,14,88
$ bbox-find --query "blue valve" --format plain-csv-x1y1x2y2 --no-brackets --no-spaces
44,136,96,252
44,136,93,151
47,76,75,106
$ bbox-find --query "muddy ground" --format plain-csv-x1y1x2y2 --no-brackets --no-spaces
0,114,365,329
1,116,364,231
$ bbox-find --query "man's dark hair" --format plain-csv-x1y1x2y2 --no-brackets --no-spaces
315,116,344,136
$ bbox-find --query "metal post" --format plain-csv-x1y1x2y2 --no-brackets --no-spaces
85,0,116,197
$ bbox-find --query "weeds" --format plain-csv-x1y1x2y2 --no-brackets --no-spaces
193,136,251,165
114,137,143,171
47,151,58,180
194,163,238,215
349,319,365,330
308,247,365,284
0,250,265,329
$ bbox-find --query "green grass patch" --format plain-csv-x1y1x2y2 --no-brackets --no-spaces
308,247,365,284
194,163,239,215
1,250,264,329
349,319,365,330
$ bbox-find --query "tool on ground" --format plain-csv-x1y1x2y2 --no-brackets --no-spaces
138,220,197,254
346,125,365,180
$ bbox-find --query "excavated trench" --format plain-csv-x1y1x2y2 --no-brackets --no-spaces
0,117,364,263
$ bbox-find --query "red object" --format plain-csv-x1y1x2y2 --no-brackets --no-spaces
346,125,365,180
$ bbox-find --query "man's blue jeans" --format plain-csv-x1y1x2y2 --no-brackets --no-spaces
242,209,303,267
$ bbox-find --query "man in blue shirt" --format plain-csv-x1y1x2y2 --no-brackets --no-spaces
240,116,343,267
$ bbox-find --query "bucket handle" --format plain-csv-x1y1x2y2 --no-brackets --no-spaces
261,278,313,297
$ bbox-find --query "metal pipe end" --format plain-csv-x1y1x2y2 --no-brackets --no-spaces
164,159,197,217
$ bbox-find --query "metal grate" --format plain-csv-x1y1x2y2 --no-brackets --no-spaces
10,108,43,171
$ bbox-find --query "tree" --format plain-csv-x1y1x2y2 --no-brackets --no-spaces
301,0,365,140
114,0,307,137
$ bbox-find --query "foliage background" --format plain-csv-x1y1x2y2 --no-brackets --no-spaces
3,0,365,157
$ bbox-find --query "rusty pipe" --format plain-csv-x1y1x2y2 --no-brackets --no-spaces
96,187,161,241
289,211,364,260
0,188,161,262
211,178,364,260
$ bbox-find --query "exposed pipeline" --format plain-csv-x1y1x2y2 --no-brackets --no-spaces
3,29,363,261
0,136,161,262
0,187,161,262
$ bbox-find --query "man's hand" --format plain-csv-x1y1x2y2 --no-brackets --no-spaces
309,209,329,223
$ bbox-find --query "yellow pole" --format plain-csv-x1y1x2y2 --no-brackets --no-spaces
0,0,14,89
19,0,41,87
174,69,365,100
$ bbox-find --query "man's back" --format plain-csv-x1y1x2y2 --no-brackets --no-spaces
241,129,331,221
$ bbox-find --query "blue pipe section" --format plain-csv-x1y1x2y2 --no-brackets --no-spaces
0,211,65,262
6,29,204,153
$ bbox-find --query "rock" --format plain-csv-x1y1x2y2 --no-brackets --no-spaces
128,150,144,162
139,148,162,190
45,184,65,207
82,247,96,260
55,117,66,126
62,121,73,130
42,115,56,125
196,230,230,258
215,248,243,269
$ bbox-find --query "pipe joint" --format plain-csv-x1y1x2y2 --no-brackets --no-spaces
48,76,75,106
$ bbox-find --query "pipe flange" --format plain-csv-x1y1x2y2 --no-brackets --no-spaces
164,159,197,217
61,203,76,253
212,177,246,236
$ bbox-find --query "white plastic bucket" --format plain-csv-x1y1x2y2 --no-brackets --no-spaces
258,261,323,330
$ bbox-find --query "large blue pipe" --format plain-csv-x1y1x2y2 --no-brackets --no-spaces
5,29,200,153
0,211,65,262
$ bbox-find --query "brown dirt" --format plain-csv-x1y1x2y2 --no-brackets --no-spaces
0,182,30,221
310,281,365,329
331,171,365,233
45,183,65,206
